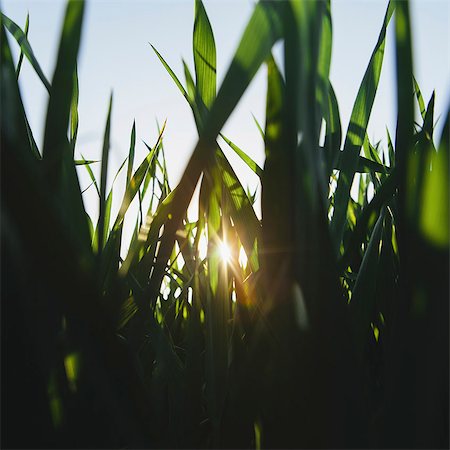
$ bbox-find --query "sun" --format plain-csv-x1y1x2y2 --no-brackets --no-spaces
218,240,232,264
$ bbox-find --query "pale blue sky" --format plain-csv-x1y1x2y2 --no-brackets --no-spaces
3,0,449,230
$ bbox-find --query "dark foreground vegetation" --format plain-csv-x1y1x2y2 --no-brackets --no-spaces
1,0,448,448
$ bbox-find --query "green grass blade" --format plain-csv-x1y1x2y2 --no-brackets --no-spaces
261,52,292,304
350,209,385,357
147,2,283,303
74,159,99,166
413,75,426,121
42,0,84,176
183,59,196,103
316,0,332,137
1,12,51,93
127,120,136,185
252,112,265,140
98,93,113,253
338,168,397,271
394,0,414,247
151,44,189,102
418,105,449,247
193,0,216,109
112,120,166,232
220,133,263,178
15,12,29,78
217,148,261,272
70,64,79,150
324,81,342,179
157,118,171,196
330,1,395,253
80,153,100,197
0,18,36,165
41,0,91,256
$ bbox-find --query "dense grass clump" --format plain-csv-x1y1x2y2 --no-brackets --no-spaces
1,1,448,448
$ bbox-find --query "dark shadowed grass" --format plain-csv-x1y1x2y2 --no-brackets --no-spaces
1,0,448,448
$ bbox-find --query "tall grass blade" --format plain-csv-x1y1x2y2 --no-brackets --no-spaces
330,1,395,253
98,93,113,253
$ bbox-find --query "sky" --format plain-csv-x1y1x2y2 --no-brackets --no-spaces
2,0,450,234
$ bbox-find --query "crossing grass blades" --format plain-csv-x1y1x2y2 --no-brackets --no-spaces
1,0,448,448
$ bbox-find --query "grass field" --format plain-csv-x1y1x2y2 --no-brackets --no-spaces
1,0,449,448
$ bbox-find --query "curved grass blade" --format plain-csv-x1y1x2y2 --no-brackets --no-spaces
1,19,35,167
1,13,41,159
15,12,29,78
81,180,96,195
1,12,51,93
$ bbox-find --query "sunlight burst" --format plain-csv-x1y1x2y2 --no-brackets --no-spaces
218,241,232,264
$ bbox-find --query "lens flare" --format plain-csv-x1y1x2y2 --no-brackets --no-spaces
218,241,232,264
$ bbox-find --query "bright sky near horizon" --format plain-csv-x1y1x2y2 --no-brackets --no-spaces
3,0,450,233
